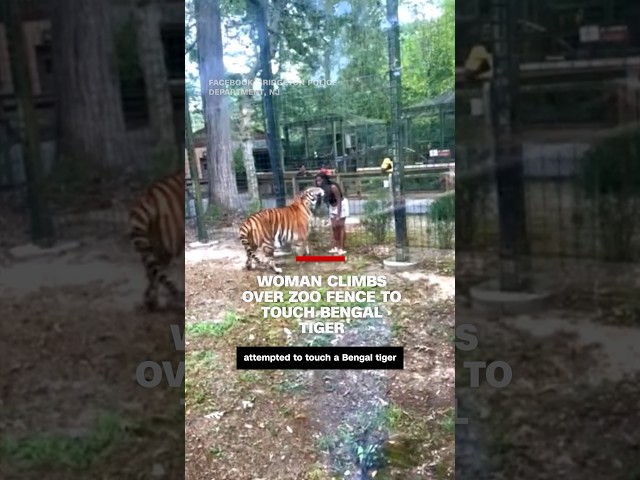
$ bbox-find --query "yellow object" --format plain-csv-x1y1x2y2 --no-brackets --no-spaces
465,44,493,80
381,157,393,173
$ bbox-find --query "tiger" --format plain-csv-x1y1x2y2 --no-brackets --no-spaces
239,186,325,274
129,169,185,311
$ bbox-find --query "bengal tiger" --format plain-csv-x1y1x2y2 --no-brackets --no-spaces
129,169,185,311
239,186,325,274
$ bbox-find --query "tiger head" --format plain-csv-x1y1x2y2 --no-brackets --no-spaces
300,186,325,212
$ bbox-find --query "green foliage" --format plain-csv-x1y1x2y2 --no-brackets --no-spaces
402,0,454,106
361,192,392,243
185,312,241,337
0,412,124,469
248,199,262,215
576,128,640,261
363,178,385,193
203,203,223,227
429,191,455,249
578,128,640,196
187,0,453,135
233,147,245,175
186,72,204,131
430,192,455,222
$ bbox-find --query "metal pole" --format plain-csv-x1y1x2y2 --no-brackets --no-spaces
387,0,408,262
491,0,529,291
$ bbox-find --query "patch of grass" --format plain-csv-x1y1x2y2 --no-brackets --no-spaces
306,463,329,479
435,460,451,480
208,446,225,458
272,375,307,394
237,372,261,383
185,350,219,408
0,412,126,470
317,434,337,451
349,256,369,271
420,255,455,276
187,350,217,370
439,408,455,435
186,311,241,338
377,402,454,475
391,320,405,337
304,333,334,346
381,404,407,429
437,256,455,276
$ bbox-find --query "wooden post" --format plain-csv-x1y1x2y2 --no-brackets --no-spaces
4,0,55,246
185,87,208,242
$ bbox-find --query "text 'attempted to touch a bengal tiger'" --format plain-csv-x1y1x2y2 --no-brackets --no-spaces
236,346,405,370
237,274,404,370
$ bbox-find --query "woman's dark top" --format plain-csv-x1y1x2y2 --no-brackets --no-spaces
324,181,343,207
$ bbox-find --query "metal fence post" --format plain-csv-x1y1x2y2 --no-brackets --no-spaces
491,0,530,290
387,0,408,262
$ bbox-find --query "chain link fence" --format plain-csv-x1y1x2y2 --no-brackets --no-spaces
456,43,640,308
188,167,454,252
187,1,455,257
0,1,184,249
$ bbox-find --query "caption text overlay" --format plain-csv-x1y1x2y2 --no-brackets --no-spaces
237,346,404,370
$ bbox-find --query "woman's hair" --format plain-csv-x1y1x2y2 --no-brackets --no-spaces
316,172,344,204
315,172,331,185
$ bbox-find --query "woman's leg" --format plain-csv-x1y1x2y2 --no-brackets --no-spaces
332,224,340,249
333,219,346,251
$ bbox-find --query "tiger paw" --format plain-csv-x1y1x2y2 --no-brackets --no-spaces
273,266,283,274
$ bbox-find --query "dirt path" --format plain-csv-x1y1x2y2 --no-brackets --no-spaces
184,239,455,479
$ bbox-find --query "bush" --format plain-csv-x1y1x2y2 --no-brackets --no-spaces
203,204,222,227
361,192,392,243
429,191,455,249
247,199,262,216
576,128,640,261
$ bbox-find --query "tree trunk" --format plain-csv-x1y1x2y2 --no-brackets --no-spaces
239,93,260,207
136,0,179,174
4,0,55,245
52,0,130,174
248,0,285,207
195,0,240,212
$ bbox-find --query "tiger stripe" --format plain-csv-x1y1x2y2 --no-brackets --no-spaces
239,186,324,273
129,169,185,310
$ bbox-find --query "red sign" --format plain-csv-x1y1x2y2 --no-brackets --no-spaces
600,26,628,42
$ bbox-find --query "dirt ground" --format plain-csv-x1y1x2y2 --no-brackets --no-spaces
184,232,455,480
0,234,185,480
455,254,640,480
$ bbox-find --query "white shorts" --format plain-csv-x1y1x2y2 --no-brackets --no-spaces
329,198,349,219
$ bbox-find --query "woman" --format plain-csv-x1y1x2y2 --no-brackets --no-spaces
315,172,348,255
